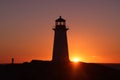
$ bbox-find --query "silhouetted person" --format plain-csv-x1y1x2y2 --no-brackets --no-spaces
11,58,14,64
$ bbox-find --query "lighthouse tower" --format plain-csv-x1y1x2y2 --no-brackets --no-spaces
52,16,69,62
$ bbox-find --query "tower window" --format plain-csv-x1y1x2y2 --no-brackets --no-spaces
56,22,65,26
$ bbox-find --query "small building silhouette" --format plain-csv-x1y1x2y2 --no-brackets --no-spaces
52,16,69,62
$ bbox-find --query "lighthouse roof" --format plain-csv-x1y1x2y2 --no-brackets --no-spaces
56,16,65,22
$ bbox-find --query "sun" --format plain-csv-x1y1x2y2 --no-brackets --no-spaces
71,57,80,62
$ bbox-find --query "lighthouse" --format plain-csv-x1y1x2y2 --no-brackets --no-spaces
52,16,69,62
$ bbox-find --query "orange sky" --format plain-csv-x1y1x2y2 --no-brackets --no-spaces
0,0,120,63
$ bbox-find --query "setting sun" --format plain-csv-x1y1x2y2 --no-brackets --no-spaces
71,57,81,62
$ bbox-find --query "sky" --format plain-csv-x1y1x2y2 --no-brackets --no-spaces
0,0,120,63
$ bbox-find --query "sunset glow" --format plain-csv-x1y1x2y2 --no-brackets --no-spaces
0,0,120,63
71,57,81,62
